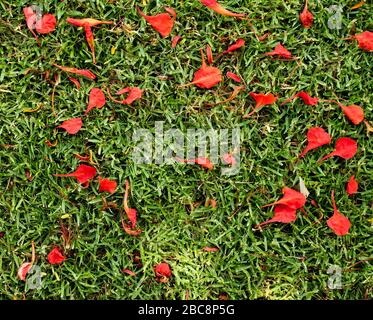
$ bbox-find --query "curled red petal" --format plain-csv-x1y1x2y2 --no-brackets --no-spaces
299,0,314,28
200,0,245,17
53,64,96,80
171,35,182,48
226,71,241,83
154,263,172,278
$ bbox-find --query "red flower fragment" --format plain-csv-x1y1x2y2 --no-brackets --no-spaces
57,118,82,135
181,49,222,89
226,72,241,83
200,0,245,17
265,43,292,59
299,127,332,158
53,64,96,80
68,77,81,90
222,152,237,166
54,164,97,184
48,247,66,265
124,180,137,229
137,6,176,38
262,187,307,210
221,38,245,56
352,31,373,52
319,137,358,162
17,241,35,281
245,92,277,117
107,87,143,105
85,88,106,115
171,35,182,48
23,7,56,44
300,0,314,29
154,263,172,278
257,204,297,227
338,103,365,125
346,176,358,196
67,18,113,64
206,45,214,64
327,191,351,236
175,156,214,170
282,91,319,106
98,176,117,194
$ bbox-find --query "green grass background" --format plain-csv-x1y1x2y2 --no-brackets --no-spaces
0,0,372,299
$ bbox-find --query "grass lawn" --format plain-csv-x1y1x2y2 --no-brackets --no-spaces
0,0,372,300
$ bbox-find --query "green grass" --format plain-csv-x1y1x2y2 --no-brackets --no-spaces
0,0,372,300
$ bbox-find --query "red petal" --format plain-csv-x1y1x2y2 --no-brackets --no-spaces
265,43,292,58
23,7,39,43
68,77,81,89
137,6,176,38
124,87,143,105
124,180,137,229
85,88,106,115
206,45,213,64
202,247,219,252
122,269,136,276
17,262,33,281
47,247,66,265
222,153,237,165
53,64,96,80
154,263,172,278
320,137,357,162
221,38,245,55
54,164,97,184
247,92,277,116
339,104,365,125
98,176,117,194
226,71,242,83
346,176,358,196
299,127,332,158
57,118,82,135
200,0,245,17
354,31,373,52
299,0,313,28
327,191,351,236
258,204,297,227
66,18,113,27
296,91,319,105
262,187,306,210
35,14,56,34
171,35,182,48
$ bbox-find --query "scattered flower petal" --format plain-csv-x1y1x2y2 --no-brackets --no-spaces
327,191,351,236
319,137,358,162
47,247,66,265
171,35,182,48
299,127,332,158
54,164,97,184
300,0,313,28
346,176,358,196
175,156,214,170
53,64,96,80
265,43,292,58
137,6,176,38
226,71,241,83
98,176,117,194
262,187,306,210
57,118,82,135
85,88,106,115
200,0,245,17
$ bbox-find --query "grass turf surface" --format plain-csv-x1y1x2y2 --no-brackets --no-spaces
0,0,372,299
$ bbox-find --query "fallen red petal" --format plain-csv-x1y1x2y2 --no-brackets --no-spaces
262,187,306,210
47,247,66,265
226,71,241,83
299,127,332,158
320,137,358,162
200,0,245,17
346,176,358,196
137,6,176,38
265,43,292,58
299,0,314,28
339,103,365,125
98,176,117,194
327,191,351,236
53,64,96,80
353,31,373,52
54,164,97,184
85,88,106,115
171,35,182,48
57,118,82,135
154,262,172,278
